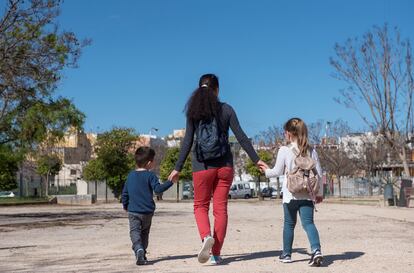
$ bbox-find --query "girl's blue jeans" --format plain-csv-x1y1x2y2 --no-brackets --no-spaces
282,200,321,255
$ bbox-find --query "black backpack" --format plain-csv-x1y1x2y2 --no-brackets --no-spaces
195,117,229,162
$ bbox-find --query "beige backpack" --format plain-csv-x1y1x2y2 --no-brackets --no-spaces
286,146,320,203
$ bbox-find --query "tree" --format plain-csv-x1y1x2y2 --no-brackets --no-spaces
160,147,192,202
246,150,272,200
232,142,247,181
258,125,285,149
83,158,106,197
309,119,356,197
94,128,137,198
83,158,106,182
346,133,390,195
330,24,414,177
36,153,62,196
0,0,88,153
151,140,167,176
160,147,192,181
0,144,20,190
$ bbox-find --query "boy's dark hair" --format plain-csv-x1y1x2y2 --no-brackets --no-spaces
134,147,155,168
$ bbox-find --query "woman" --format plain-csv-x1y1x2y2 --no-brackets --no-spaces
168,74,266,265
260,117,324,266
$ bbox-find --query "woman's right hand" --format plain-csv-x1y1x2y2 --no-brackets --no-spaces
168,170,180,183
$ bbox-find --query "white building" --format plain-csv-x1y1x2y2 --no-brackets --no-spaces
166,129,185,147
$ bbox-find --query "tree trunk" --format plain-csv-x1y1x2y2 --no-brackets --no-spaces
368,176,373,196
95,181,98,200
400,148,411,177
39,177,43,197
105,179,108,203
45,173,49,197
276,177,281,199
337,175,342,197
176,182,180,203
257,176,264,200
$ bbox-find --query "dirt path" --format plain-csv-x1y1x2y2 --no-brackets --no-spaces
0,201,413,273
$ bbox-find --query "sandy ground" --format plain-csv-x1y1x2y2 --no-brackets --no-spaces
0,200,413,273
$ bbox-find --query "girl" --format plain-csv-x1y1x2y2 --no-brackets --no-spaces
260,118,324,266
168,74,266,265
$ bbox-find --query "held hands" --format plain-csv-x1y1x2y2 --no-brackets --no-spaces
315,196,323,204
168,170,180,183
257,160,269,173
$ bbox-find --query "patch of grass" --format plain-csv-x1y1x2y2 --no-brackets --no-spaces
0,197,49,205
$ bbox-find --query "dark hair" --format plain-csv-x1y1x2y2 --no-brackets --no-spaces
283,118,310,156
185,74,221,121
134,147,155,168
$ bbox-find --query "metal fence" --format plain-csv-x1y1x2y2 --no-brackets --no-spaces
49,184,77,195
328,176,413,198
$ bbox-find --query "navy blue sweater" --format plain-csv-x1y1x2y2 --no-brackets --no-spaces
121,170,173,214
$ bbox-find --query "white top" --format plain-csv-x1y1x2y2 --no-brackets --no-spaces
265,142,323,204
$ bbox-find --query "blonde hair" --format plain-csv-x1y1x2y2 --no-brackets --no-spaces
284,117,309,156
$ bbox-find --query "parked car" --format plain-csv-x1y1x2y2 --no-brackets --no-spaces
229,182,253,199
182,182,193,200
261,187,282,198
0,191,15,198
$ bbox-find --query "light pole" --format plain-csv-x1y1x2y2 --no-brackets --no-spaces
325,121,331,139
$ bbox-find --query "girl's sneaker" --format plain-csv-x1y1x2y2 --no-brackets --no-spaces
279,253,292,263
210,255,223,265
198,236,215,263
308,250,323,267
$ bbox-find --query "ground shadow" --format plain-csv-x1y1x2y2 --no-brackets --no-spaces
290,250,365,266
147,249,303,265
217,248,304,265
219,250,280,265
321,251,365,266
0,245,37,251
148,254,197,264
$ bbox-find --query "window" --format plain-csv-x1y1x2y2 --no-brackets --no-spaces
230,185,237,191
237,184,243,190
70,169,77,175
244,183,250,189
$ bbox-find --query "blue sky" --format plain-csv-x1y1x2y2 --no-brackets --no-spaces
52,0,414,137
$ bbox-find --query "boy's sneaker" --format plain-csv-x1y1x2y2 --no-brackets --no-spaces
135,248,147,266
198,236,215,264
308,249,323,267
279,253,292,263
210,255,223,265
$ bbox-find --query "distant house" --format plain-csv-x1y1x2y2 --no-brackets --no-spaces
16,130,96,196
45,131,95,188
166,129,185,148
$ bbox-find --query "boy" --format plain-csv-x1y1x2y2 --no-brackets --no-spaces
121,147,177,265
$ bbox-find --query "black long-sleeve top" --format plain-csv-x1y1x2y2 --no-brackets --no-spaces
174,103,260,172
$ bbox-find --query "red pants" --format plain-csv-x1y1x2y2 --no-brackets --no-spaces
192,167,234,256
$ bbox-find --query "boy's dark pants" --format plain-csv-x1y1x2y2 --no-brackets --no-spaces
128,212,153,253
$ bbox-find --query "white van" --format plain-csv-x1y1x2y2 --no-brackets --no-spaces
228,181,253,199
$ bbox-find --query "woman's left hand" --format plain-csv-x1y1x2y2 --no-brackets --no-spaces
168,170,180,182
257,160,269,172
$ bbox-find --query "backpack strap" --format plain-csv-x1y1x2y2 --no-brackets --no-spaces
288,143,300,157
305,176,318,212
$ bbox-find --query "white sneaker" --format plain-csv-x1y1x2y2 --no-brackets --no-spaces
198,236,214,263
